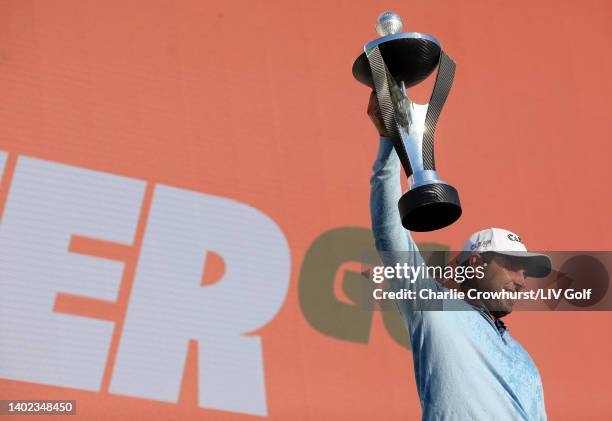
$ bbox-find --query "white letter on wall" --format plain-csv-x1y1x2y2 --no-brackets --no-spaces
110,185,290,416
0,157,145,390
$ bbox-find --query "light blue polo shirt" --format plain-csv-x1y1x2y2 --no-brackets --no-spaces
370,138,546,420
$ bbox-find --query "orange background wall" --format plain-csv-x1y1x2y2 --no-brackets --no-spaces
1,0,611,419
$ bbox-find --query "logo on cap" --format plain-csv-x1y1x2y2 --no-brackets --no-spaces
470,239,492,250
507,233,523,243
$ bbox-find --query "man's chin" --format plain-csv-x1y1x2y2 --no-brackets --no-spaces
487,299,514,319
490,309,511,319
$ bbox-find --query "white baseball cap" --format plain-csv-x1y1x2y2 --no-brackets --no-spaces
457,227,552,278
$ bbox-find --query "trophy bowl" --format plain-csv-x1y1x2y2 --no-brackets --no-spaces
352,34,441,89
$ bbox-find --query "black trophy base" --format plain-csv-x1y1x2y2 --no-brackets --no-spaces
398,183,462,232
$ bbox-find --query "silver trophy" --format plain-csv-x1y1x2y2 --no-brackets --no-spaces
353,12,461,232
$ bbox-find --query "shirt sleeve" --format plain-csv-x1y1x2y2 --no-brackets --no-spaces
369,137,445,316
369,137,421,258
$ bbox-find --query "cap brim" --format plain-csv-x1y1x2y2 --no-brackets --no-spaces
494,251,552,278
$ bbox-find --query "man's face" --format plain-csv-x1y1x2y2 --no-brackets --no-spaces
471,253,528,318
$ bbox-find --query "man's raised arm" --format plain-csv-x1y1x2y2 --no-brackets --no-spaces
367,92,445,315
369,137,418,255
367,90,421,260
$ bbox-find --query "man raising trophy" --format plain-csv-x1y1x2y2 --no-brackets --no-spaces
357,11,552,420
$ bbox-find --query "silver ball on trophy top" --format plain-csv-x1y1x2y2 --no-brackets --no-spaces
375,11,404,36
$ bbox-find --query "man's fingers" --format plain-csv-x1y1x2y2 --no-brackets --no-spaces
367,90,391,137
